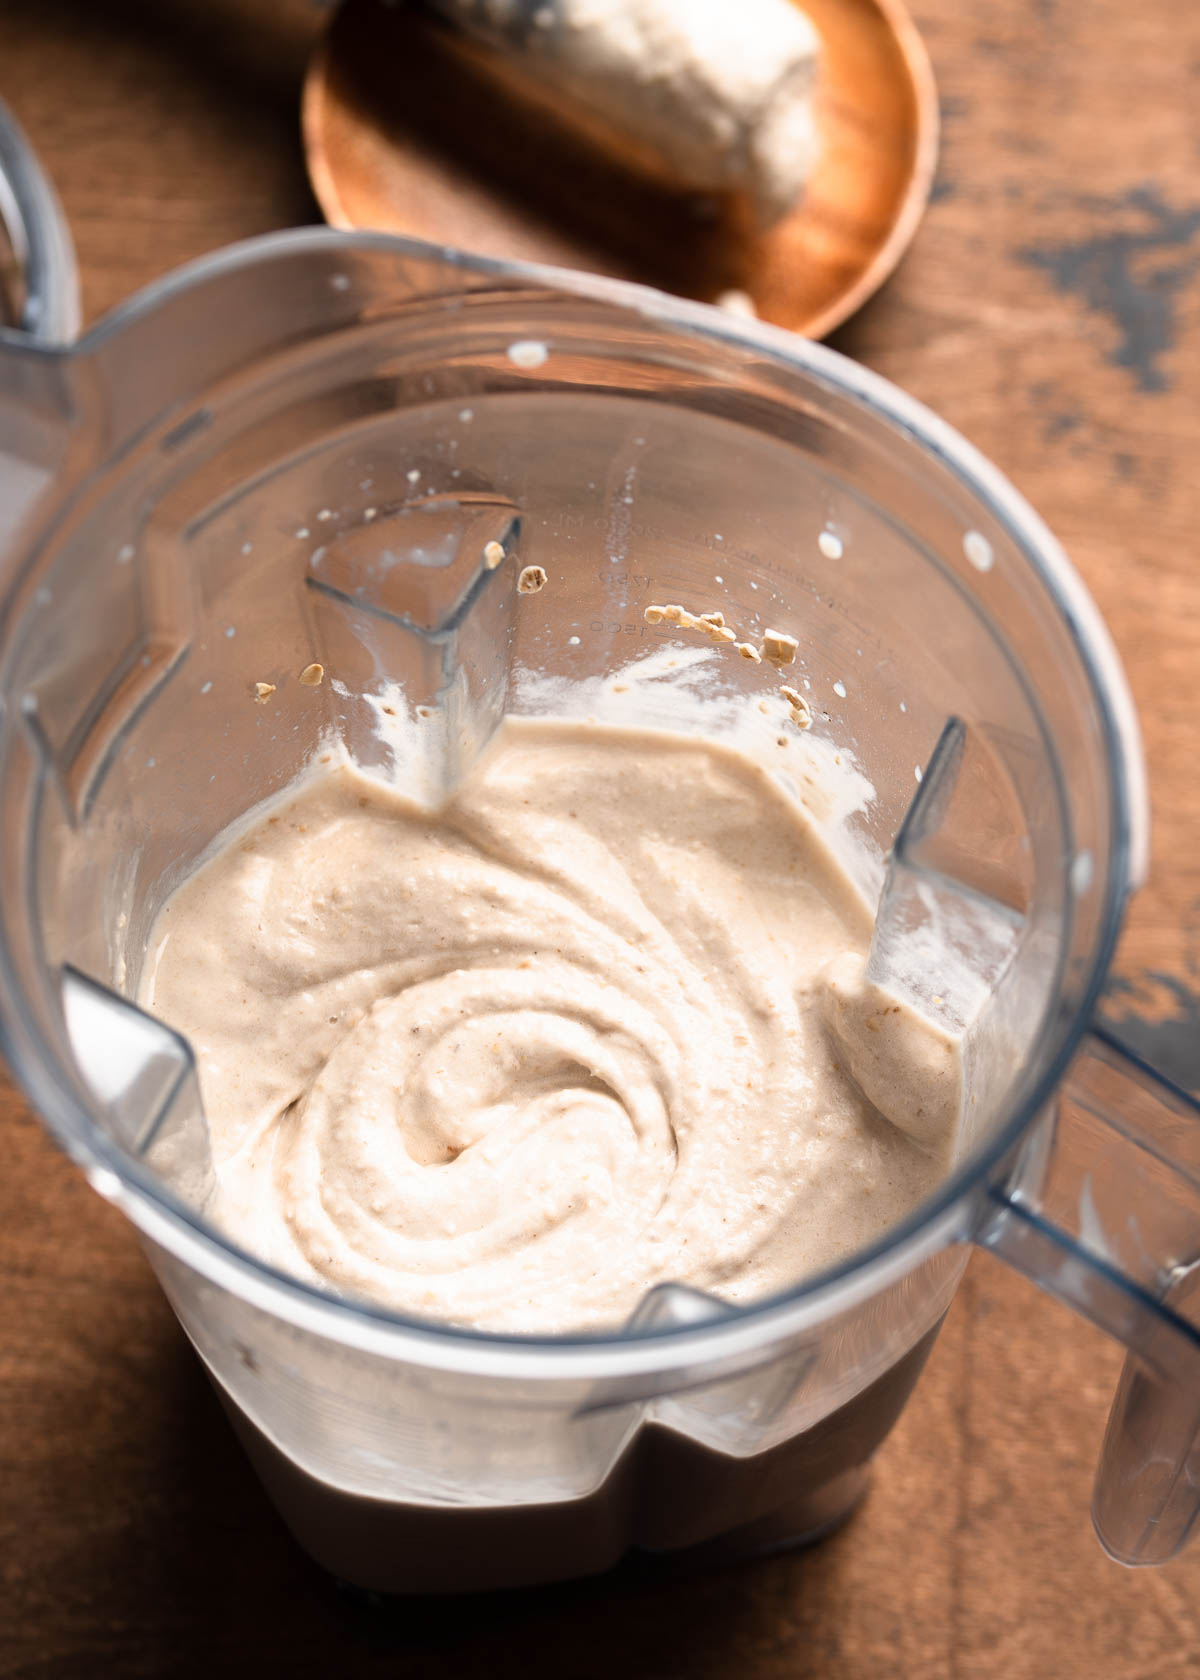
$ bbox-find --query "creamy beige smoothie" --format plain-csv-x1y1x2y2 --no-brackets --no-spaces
140,718,960,1334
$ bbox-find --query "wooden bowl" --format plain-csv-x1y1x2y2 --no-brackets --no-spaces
303,0,938,339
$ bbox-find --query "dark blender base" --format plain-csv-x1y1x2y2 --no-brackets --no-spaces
217,1324,942,1595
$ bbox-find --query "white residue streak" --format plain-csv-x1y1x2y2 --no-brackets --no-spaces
964,530,994,572
1078,1175,1112,1262
716,289,757,319
507,340,549,369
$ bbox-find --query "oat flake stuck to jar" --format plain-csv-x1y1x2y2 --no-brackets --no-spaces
780,685,812,728
762,629,799,665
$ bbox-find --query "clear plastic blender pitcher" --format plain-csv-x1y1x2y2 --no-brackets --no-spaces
3,115,1200,1591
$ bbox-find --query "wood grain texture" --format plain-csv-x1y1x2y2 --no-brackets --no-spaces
1,0,1199,1674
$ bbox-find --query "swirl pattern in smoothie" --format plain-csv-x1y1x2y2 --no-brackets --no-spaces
141,719,958,1331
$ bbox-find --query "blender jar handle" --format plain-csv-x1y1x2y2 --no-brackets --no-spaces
978,1027,1200,1565
0,97,80,344
0,99,80,560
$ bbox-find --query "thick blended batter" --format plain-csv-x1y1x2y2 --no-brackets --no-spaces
141,720,960,1332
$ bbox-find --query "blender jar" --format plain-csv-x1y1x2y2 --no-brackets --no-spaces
2,160,1200,1589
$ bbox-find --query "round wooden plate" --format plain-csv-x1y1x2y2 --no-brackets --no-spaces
303,0,938,339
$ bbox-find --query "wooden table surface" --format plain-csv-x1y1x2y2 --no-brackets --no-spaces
2,1,1199,1674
